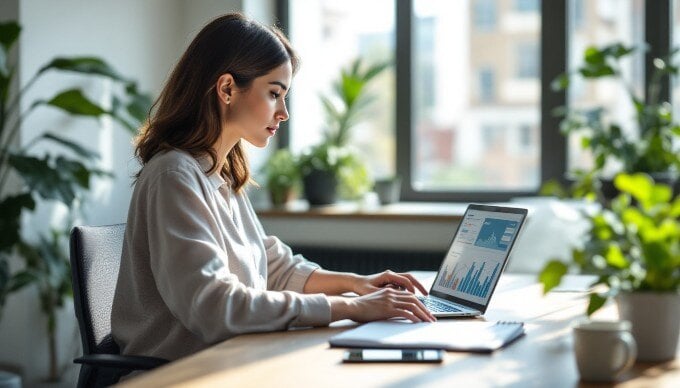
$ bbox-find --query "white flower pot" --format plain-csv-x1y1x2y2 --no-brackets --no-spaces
616,291,680,362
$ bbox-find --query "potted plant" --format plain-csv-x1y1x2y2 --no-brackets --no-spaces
261,149,300,207
539,173,680,361
299,58,388,206
550,43,680,201
0,21,150,382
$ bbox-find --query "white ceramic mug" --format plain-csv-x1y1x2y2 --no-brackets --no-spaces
573,320,637,382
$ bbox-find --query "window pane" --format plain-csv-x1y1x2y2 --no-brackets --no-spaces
412,0,541,192
287,0,395,179
567,0,644,174
674,0,680,119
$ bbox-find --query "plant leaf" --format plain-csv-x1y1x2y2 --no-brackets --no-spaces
44,89,107,117
0,21,21,52
7,270,37,292
8,154,77,204
40,133,100,160
0,194,35,253
605,243,628,269
125,92,153,123
614,173,653,203
538,260,568,294
55,156,91,189
551,73,570,91
586,293,607,316
0,45,7,77
38,56,127,81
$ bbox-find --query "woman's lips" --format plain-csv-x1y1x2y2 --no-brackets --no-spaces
267,126,278,135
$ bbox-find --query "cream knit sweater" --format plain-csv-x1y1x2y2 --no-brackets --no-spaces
111,150,331,361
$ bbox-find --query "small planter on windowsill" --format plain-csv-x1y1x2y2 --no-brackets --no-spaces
261,149,301,208
374,176,402,205
298,144,371,207
302,168,338,206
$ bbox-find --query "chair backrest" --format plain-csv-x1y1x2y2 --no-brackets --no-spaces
70,224,126,356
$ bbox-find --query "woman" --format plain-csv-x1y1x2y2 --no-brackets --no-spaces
111,13,434,362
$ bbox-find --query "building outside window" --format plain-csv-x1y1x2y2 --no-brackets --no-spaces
474,0,497,31
282,0,668,201
287,0,395,179
516,41,539,79
478,67,495,103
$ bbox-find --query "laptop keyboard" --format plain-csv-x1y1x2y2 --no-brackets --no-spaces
418,296,462,313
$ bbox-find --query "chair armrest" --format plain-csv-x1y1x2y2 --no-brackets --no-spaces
74,354,169,370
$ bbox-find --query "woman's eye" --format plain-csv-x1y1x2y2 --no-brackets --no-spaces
271,91,280,99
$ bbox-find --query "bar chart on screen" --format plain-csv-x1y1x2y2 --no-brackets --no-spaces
437,260,500,298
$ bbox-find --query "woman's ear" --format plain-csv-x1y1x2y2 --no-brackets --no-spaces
216,73,235,105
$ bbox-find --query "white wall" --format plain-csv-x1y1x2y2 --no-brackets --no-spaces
0,1,251,386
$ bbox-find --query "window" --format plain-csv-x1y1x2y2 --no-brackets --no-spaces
673,0,680,120
478,67,495,103
281,0,673,202
474,0,497,31
286,0,395,179
567,0,644,174
514,0,539,13
410,0,540,193
516,41,539,79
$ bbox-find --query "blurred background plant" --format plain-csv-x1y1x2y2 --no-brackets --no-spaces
261,148,300,207
0,20,150,382
299,58,389,205
543,43,680,202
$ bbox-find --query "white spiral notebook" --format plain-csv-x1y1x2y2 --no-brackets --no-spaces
329,320,525,353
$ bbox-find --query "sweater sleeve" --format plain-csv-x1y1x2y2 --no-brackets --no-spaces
144,170,331,343
240,192,325,294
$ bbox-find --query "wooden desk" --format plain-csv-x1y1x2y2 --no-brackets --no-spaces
119,274,679,387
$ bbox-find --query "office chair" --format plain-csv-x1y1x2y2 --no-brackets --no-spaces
70,224,168,387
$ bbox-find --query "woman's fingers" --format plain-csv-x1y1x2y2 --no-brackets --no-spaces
376,271,429,296
384,289,435,322
392,301,434,323
399,273,429,295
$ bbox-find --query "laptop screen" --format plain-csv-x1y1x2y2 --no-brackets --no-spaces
430,204,527,313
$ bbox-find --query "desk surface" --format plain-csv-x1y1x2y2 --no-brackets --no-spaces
120,274,679,387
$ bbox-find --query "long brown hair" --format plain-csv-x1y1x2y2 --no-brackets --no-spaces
135,13,298,192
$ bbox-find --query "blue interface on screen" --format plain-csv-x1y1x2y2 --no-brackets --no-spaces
432,209,523,305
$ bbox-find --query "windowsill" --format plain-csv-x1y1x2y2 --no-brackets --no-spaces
255,200,467,222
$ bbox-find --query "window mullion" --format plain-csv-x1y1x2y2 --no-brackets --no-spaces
276,0,291,150
645,0,671,104
396,0,413,200
540,0,568,186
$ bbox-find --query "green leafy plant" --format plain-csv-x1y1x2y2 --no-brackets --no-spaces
262,149,300,206
548,43,680,199
539,173,680,316
0,21,150,381
299,58,389,201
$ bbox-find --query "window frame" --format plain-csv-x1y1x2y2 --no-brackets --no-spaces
278,0,672,203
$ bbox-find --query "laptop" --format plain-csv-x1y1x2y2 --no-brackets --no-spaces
417,204,528,318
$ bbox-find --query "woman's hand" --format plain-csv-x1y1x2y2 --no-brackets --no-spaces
329,288,436,323
352,270,429,297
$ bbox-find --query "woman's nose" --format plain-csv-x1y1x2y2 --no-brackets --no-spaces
277,102,289,122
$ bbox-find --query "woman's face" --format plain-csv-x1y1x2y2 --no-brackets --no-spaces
226,62,292,148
